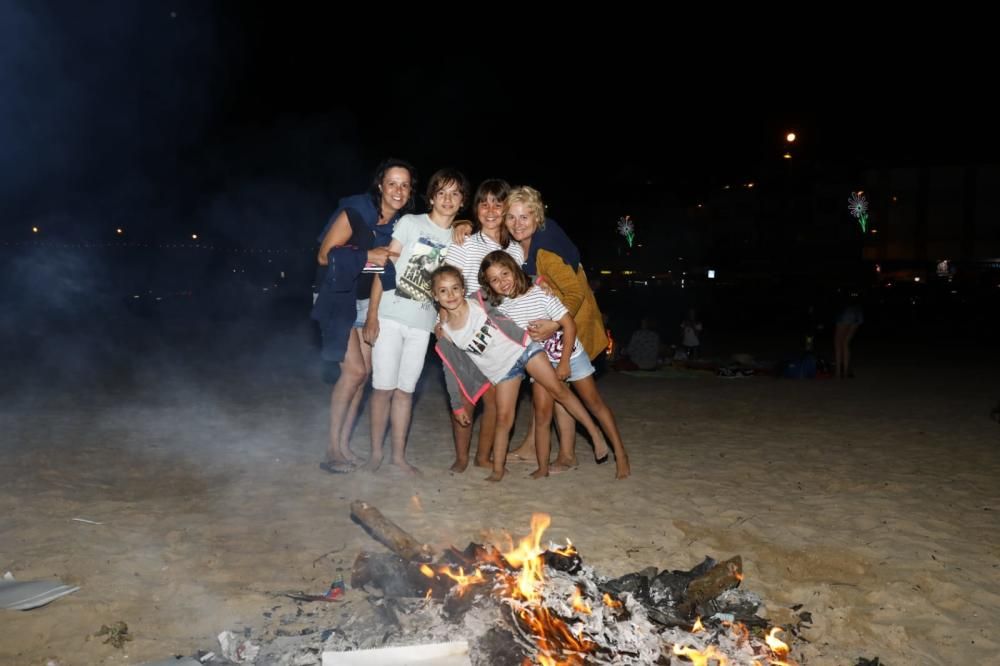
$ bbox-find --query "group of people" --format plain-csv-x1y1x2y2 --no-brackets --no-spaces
310,159,630,481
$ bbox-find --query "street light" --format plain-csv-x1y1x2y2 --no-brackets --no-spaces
786,132,796,143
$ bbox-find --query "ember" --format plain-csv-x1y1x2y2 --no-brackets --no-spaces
342,502,800,665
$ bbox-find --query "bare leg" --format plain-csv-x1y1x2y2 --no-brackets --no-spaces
389,389,419,475
525,355,608,458
336,329,371,464
509,411,537,460
365,388,392,472
326,331,369,465
487,379,522,482
553,403,579,468
572,377,630,479
475,386,497,467
530,383,554,478
450,398,474,472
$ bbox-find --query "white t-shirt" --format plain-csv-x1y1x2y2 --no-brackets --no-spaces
445,232,524,295
497,286,584,362
378,213,453,331
443,300,526,384
681,322,702,347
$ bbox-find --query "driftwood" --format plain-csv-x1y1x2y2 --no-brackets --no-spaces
350,500,434,562
678,555,743,618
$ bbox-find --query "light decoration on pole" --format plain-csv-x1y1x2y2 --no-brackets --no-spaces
848,192,869,233
616,215,635,248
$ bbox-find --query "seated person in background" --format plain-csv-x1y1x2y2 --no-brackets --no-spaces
625,318,661,370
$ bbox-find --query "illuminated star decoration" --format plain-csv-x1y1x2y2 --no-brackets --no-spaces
847,192,869,233
616,215,635,248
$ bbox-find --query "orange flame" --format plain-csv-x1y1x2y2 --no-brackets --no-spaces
602,593,623,609
765,627,797,665
672,643,730,666
691,616,705,633
570,587,591,615
439,566,485,595
420,564,434,578
551,539,576,558
765,627,789,656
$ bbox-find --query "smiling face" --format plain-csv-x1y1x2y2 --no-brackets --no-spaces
432,271,466,311
430,179,465,218
477,194,504,234
379,167,412,214
484,264,516,298
504,202,540,242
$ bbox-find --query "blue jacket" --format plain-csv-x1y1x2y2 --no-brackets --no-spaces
310,194,399,363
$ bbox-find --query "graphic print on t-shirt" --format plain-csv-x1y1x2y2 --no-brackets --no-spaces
465,319,497,356
397,237,448,302
543,331,566,361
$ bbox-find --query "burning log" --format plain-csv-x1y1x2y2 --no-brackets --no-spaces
350,551,441,598
344,507,792,665
350,500,434,563
678,555,743,618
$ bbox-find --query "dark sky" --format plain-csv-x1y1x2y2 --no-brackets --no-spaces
3,1,998,247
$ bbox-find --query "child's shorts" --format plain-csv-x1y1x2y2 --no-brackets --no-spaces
497,342,545,384
553,351,596,383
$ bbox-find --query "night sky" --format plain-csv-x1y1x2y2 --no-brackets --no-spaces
3,2,997,253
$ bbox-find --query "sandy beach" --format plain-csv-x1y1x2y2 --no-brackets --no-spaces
1,321,998,665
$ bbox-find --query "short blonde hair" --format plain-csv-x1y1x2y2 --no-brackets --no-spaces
503,186,545,230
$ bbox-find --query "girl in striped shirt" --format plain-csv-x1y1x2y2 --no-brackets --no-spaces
479,251,630,480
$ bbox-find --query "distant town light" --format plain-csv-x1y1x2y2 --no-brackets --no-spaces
116,228,123,235
191,234,198,240
786,132,796,143
783,152,792,159
707,269,716,279
32,226,39,233
914,277,921,282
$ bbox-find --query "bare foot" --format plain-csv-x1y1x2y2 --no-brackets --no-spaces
550,462,575,474
553,456,577,469
450,458,469,473
485,469,505,482
390,460,422,477
615,458,631,480
473,457,492,468
507,447,536,463
341,448,364,465
528,467,549,479
361,456,383,473
593,435,610,463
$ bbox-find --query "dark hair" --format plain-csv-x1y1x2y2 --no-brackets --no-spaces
430,264,466,293
425,168,470,213
369,158,418,217
479,251,531,306
472,179,512,245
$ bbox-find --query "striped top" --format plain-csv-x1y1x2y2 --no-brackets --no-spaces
497,286,584,362
446,232,524,295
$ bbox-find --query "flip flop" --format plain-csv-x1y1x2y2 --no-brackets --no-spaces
319,460,355,474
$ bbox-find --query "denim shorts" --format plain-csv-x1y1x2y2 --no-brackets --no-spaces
554,351,596,382
497,342,545,384
353,298,370,328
